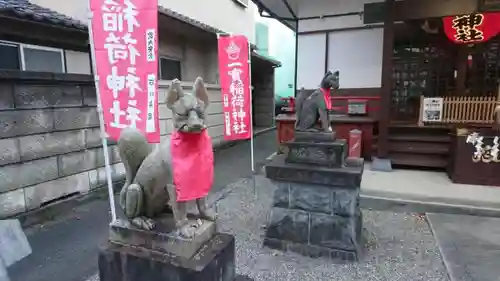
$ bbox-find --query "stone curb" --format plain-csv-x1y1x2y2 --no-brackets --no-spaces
16,175,244,230
425,214,455,281
361,194,500,218
257,151,500,217
361,187,500,211
14,180,125,229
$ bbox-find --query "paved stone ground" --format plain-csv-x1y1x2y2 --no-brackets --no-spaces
427,214,500,281
214,176,449,281
6,131,277,281
85,176,449,281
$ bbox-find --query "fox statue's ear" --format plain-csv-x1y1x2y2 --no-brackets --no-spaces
166,78,184,109
193,76,209,109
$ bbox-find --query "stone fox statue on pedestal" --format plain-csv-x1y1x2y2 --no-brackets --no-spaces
117,77,216,239
295,70,339,132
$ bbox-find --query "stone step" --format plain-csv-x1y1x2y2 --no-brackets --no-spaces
265,155,363,188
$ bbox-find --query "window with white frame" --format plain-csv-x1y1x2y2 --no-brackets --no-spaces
0,41,65,73
159,57,182,80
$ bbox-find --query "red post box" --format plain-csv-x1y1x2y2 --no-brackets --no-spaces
349,129,362,158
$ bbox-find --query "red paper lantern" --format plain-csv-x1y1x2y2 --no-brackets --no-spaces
443,12,500,44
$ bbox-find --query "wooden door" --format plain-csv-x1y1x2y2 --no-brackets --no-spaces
391,22,457,123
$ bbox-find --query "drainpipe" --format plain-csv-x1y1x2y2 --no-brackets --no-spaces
293,20,299,96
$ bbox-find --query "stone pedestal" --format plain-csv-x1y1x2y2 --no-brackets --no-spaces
98,214,236,281
264,132,364,262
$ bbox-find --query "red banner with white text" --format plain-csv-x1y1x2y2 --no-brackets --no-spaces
90,0,160,142
217,35,252,140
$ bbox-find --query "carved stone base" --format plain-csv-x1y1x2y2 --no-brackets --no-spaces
264,156,364,262
109,214,216,259
265,155,363,188
264,183,363,262
99,233,236,281
285,139,347,167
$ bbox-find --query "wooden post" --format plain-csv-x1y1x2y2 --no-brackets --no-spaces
418,95,424,127
377,0,395,158
456,46,467,96
495,79,500,126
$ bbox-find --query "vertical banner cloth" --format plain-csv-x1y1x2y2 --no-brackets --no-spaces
90,0,160,142
218,35,252,140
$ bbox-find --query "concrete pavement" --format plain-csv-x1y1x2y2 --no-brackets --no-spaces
360,163,500,217
427,213,500,281
6,130,278,281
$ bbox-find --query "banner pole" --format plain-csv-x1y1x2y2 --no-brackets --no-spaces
87,3,117,222
248,40,256,196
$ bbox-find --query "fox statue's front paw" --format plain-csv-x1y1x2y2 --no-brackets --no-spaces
178,221,198,239
131,216,156,230
199,208,217,222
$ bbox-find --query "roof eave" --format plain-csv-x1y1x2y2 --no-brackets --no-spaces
251,0,297,31
251,51,282,67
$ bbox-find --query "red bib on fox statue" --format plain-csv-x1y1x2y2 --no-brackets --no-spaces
320,88,332,110
171,129,214,202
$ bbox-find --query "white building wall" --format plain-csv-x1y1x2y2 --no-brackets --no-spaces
296,0,384,89
296,0,381,33
158,0,257,43
30,0,257,42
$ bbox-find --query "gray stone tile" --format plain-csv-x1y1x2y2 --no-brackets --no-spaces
19,130,86,161
270,181,289,208
13,84,82,108
289,182,331,214
266,207,309,244
309,212,361,251
82,86,96,106
88,163,125,190
23,171,90,210
0,138,20,166
0,189,26,218
0,83,14,110
0,110,54,138
0,157,58,193
85,128,102,149
58,148,102,177
53,107,99,130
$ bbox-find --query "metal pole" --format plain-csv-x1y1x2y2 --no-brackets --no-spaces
293,20,299,97
87,3,117,222
248,39,256,196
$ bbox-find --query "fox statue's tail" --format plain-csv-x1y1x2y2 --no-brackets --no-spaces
117,128,152,208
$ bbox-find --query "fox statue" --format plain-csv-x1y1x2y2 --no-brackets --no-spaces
117,77,216,239
294,70,339,132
